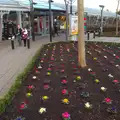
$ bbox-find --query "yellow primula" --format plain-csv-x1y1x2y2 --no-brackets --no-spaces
42,96,49,100
62,98,70,104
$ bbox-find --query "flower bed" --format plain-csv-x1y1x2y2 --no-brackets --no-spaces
1,41,120,120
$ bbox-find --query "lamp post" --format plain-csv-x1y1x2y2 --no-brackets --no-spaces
70,0,72,14
49,0,54,42
99,5,104,35
29,0,36,41
64,0,69,41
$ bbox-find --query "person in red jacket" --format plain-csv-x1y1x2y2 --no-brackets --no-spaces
22,28,28,47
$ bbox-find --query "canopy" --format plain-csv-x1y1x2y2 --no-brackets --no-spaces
0,0,65,12
0,0,29,11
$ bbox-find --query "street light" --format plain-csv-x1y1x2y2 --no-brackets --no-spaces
49,0,54,42
99,5,104,35
64,0,69,41
29,0,37,41
70,0,72,14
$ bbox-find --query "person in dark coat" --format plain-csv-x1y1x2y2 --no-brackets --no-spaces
53,20,59,36
16,25,22,46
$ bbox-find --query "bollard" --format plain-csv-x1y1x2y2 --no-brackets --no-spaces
11,39,14,50
27,38,30,49
87,32,90,40
93,31,95,39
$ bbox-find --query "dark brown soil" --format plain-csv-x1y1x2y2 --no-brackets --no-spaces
1,42,120,120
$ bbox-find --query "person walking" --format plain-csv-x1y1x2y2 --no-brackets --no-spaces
53,20,59,36
22,27,28,47
16,24,22,46
54,24,59,36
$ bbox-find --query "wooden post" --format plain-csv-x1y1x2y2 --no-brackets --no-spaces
78,0,86,67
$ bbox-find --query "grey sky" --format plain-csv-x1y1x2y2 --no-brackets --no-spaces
33,0,118,12
48,0,118,12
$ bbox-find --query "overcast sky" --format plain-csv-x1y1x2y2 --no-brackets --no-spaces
32,0,118,12
43,0,118,12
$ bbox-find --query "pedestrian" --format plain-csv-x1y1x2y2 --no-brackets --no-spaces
54,20,59,36
16,24,22,46
22,27,28,47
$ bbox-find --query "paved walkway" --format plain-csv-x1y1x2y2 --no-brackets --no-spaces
0,34,66,97
70,33,120,42
86,36,120,43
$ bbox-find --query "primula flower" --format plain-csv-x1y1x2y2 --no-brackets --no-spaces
76,76,81,81
38,65,42,69
113,54,116,57
61,69,65,73
104,98,112,104
26,92,32,97
39,107,46,114
62,98,70,104
43,84,50,90
40,60,44,63
108,74,114,78
42,96,49,101
113,80,119,84
51,57,54,61
35,69,40,74
47,68,52,71
90,72,96,77
15,116,25,120
115,64,119,67
85,102,92,109
104,56,107,59
27,85,34,90
62,112,71,119
101,87,107,92
33,76,37,80
93,57,97,60
95,79,100,83
44,53,47,56
62,89,68,95
107,107,117,114
116,56,119,59
47,72,51,76
20,102,27,110
88,68,92,72
61,79,68,84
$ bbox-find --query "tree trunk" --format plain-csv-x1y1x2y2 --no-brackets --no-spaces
78,0,86,67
